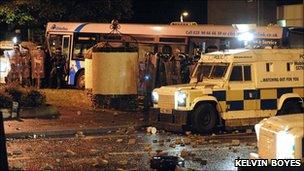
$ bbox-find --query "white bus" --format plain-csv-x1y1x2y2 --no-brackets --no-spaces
45,22,283,88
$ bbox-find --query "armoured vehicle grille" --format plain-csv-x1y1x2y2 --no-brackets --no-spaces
259,131,276,158
158,94,175,109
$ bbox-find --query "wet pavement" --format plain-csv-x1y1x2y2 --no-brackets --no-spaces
4,89,145,135
6,130,257,170
4,89,258,170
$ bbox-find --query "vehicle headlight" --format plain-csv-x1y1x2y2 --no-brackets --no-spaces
175,91,187,107
0,60,7,72
254,123,261,142
276,131,295,159
152,91,159,104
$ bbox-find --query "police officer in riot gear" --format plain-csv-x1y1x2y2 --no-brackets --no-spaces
21,47,31,86
7,44,22,84
50,47,66,88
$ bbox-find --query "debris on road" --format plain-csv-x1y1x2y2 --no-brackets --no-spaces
90,149,100,156
169,143,176,148
118,160,128,165
231,139,240,146
185,131,191,136
195,138,205,145
193,157,207,165
209,140,220,144
246,129,253,133
10,163,24,170
175,138,182,145
116,139,123,143
128,139,136,145
144,145,152,152
43,164,54,171
150,156,183,171
146,126,157,134
75,131,85,138
66,149,76,156
180,149,190,158
77,111,82,115
100,159,109,165
151,127,157,134
146,127,152,133
156,149,163,154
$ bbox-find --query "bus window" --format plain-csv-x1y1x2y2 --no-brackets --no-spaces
72,33,98,60
62,35,70,61
49,34,63,56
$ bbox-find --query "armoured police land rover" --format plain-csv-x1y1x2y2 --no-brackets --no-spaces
251,114,303,161
150,49,304,133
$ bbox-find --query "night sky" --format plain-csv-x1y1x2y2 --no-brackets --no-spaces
128,0,207,24
128,0,303,24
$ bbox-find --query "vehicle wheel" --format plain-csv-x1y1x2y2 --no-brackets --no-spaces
76,71,85,89
192,103,217,134
278,100,302,115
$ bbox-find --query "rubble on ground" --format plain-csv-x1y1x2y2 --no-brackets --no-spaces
231,139,240,146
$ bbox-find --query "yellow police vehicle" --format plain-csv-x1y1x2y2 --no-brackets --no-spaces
251,114,303,161
150,49,304,133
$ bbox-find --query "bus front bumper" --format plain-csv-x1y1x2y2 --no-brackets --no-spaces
149,108,190,132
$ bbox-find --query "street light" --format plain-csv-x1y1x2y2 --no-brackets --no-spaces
180,11,189,22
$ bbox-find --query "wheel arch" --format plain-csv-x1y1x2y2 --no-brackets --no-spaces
277,93,303,110
74,68,85,86
191,97,222,125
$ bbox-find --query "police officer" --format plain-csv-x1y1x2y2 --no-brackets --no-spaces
21,49,31,86
7,45,22,84
50,47,65,88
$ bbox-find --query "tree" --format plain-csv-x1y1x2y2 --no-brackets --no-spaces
0,0,133,28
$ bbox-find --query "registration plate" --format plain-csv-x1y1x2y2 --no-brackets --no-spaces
160,108,172,114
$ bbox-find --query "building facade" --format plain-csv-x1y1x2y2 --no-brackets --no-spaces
207,0,277,25
277,3,303,27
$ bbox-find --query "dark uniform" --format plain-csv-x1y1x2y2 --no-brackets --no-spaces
50,48,66,88
7,45,22,84
21,52,31,86
32,46,45,88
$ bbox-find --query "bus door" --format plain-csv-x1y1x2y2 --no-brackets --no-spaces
48,34,72,57
62,35,71,81
47,33,73,82
62,35,71,62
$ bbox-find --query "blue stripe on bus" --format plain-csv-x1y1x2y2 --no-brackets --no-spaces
69,68,76,85
74,23,88,32
75,60,81,70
